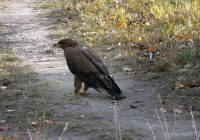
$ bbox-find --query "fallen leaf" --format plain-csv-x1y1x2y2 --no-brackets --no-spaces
173,109,183,114
146,47,155,53
0,126,9,131
130,104,138,108
175,83,185,90
126,71,136,75
44,119,53,125
116,23,125,29
123,67,134,72
30,121,37,126
123,67,136,75
185,81,200,88
175,34,188,43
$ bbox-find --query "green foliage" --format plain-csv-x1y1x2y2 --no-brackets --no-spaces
44,0,199,43
152,61,170,72
39,0,200,66
175,48,196,64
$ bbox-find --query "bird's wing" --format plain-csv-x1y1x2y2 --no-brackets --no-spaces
64,47,98,74
80,46,109,75
64,47,102,90
64,46,121,94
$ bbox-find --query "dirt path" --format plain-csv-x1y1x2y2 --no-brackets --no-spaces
0,0,199,140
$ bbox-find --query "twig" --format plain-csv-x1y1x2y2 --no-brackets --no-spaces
191,110,199,140
146,121,156,140
113,97,122,140
161,109,170,140
158,93,170,140
27,128,33,140
155,108,166,139
113,99,119,140
58,122,68,140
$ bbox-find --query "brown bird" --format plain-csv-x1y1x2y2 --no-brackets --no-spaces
54,38,125,100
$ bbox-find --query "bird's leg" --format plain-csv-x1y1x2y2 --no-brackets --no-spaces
83,84,90,95
74,76,82,96
77,84,90,96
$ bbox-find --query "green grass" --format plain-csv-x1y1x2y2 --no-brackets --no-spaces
175,48,197,64
0,45,55,136
0,46,35,86
38,0,200,71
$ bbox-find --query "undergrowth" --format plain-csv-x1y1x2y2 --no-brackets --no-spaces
38,0,200,70
0,45,53,139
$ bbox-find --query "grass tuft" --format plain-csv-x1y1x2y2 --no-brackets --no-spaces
175,48,197,64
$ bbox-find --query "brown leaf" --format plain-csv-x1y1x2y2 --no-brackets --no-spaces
174,81,200,90
30,121,37,126
126,71,136,75
123,67,136,75
123,67,134,72
146,47,155,53
175,83,185,90
44,119,53,125
185,81,200,88
173,109,183,114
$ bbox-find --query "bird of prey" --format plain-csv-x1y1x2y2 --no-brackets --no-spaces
54,38,125,100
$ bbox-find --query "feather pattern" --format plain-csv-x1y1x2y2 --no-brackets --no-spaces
55,38,125,99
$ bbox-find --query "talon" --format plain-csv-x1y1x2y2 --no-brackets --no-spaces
70,92,80,96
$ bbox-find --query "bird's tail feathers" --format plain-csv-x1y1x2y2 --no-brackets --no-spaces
107,76,121,94
101,75,121,94
100,75,125,100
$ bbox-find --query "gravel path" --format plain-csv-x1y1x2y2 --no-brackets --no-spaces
0,0,199,140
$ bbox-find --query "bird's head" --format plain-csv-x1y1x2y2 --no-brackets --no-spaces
54,38,78,49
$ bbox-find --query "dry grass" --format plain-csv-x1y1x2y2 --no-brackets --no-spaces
0,46,36,87
0,0,7,10
0,46,53,140
38,0,200,67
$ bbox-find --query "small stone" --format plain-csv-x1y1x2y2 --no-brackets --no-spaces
80,115,85,119
1,86,7,90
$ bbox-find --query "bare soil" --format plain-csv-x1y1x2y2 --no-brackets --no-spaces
0,0,199,140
